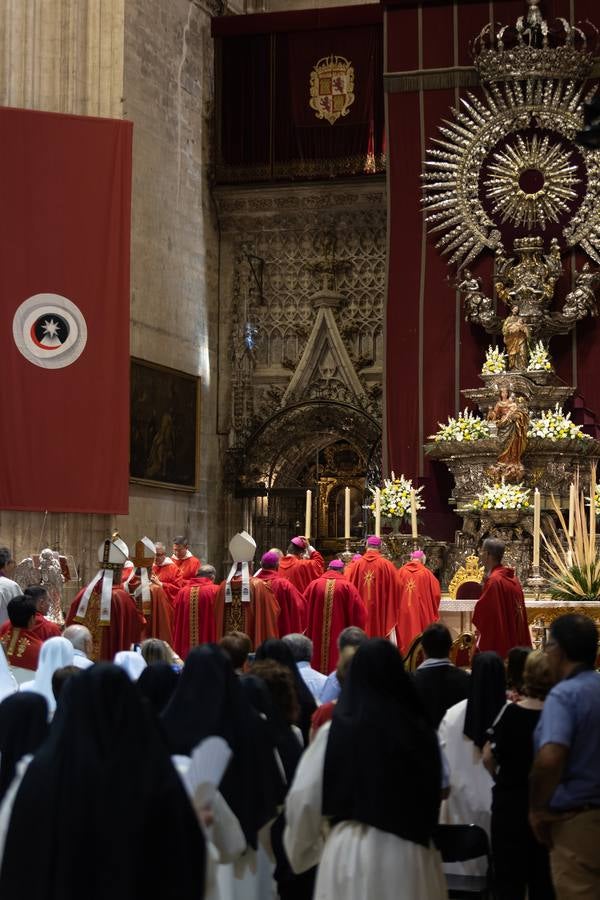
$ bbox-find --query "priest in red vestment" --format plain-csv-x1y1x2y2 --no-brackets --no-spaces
0,596,43,675
172,564,219,659
66,535,146,662
171,536,201,582
214,533,279,649
396,550,441,652
303,559,367,674
346,535,402,639
123,538,174,646
472,538,531,659
278,537,324,594
151,541,183,605
254,551,306,636
19,586,62,640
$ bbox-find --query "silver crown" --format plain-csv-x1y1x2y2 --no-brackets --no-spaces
472,0,598,83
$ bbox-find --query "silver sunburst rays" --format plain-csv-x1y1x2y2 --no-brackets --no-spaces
484,133,580,231
421,79,600,268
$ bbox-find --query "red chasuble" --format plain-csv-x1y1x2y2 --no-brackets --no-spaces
66,585,146,662
303,571,367,674
172,577,219,659
278,550,324,594
141,583,174,645
345,549,401,639
0,614,61,643
213,576,279,649
171,553,201,583
0,626,43,671
151,558,183,605
472,565,531,659
395,561,441,653
254,569,306,636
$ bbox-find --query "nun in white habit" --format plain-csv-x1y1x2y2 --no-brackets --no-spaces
20,636,74,716
284,639,447,900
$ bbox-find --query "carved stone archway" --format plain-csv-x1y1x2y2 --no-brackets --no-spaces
232,400,381,551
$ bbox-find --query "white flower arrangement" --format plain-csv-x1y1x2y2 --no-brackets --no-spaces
370,472,425,520
481,345,507,375
527,340,553,372
527,404,591,442
473,479,531,511
433,408,491,443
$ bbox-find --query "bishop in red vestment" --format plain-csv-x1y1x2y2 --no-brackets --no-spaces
171,536,201,582
66,536,146,662
172,565,219,659
255,551,306,636
346,536,402,639
214,575,279,649
0,596,43,673
303,560,367,674
214,532,280,649
395,550,441,652
122,537,174,645
278,537,324,594
472,538,531,659
151,541,183,605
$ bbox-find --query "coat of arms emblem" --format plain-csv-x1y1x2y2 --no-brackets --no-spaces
309,55,355,125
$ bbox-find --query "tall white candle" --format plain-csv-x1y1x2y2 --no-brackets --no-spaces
374,488,381,537
591,473,596,550
344,486,351,539
533,488,541,568
410,489,418,539
305,490,312,541
568,483,576,538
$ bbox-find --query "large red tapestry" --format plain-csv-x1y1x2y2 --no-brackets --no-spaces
384,0,600,540
0,107,132,514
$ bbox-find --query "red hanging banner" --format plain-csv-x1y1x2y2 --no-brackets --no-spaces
0,106,132,514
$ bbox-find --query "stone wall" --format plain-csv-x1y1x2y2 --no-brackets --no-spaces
0,0,224,582
117,0,223,570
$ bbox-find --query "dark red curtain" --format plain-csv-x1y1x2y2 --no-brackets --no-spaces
214,5,384,182
384,0,600,540
218,34,271,176
0,107,132,514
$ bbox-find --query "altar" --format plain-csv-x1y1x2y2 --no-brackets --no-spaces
439,598,600,646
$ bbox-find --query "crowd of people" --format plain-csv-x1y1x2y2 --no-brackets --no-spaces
0,537,598,899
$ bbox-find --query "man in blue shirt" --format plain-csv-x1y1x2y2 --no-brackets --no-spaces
530,614,600,899
282,633,327,700
319,625,367,703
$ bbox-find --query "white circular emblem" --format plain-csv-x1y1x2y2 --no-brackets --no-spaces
12,293,87,369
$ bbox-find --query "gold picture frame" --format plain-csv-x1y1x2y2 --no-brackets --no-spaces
130,357,200,492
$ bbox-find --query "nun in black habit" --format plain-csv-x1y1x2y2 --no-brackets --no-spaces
0,663,205,900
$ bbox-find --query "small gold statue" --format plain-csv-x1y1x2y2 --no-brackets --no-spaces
502,307,530,370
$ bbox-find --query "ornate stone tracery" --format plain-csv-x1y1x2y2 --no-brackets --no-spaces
215,182,384,542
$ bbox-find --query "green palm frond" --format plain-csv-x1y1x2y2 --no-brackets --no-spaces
542,465,600,601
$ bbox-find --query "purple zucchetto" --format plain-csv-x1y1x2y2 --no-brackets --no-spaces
366,535,382,548
352,553,363,561
328,559,345,571
261,551,280,569
291,536,308,549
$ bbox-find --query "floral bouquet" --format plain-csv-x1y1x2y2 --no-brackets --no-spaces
433,409,491,443
481,345,507,375
527,404,590,441
370,473,425,520
473,480,530,511
527,341,553,372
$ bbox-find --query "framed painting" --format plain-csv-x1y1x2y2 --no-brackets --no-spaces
130,358,200,491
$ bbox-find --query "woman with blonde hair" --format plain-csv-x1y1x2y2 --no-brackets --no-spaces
484,650,556,899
